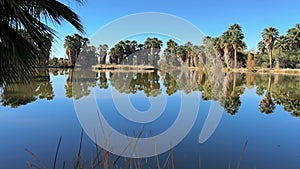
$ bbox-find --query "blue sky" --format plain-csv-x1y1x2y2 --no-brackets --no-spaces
52,0,300,57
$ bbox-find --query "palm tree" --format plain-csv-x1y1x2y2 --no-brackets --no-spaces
165,39,178,64
64,34,89,67
166,40,178,54
144,37,163,66
210,37,224,60
177,45,189,65
0,0,85,84
227,24,245,69
262,27,279,69
257,41,266,54
109,47,117,64
136,44,144,65
98,44,109,64
221,32,234,68
115,41,125,64
286,26,300,51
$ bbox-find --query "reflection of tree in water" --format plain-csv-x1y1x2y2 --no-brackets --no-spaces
161,69,206,96
98,72,108,89
270,75,300,117
220,73,244,115
259,75,275,114
109,71,161,97
0,69,54,108
248,74,300,117
163,73,177,96
65,69,97,99
49,69,68,76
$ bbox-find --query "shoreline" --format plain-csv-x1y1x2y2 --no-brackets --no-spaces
40,65,300,75
225,68,300,75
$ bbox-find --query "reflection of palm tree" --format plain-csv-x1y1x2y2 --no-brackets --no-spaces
259,75,275,114
65,69,97,99
109,71,161,97
221,73,244,115
283,99,300,117
99,72,108,89
223,95,241,115
0,69,54,107
163,73,177,96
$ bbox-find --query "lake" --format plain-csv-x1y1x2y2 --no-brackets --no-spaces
0,68,299,169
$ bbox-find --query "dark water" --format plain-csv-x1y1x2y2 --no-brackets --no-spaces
0,69,299,169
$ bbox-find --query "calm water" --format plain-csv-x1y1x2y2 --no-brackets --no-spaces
0,69,299,169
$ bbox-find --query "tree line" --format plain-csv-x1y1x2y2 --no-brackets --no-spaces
56,23,300,70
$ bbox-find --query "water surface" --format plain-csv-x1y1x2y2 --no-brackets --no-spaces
0,69,299,169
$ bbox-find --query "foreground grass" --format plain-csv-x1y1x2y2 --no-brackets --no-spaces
26,132,250,169
26,131,176,169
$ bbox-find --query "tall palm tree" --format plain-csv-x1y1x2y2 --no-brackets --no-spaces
144,37,162,66
228,24,245,69
165,39,178,64
64,34,89,67
210,37,224,60
262,27,279,69
221,32,234,68
109,47,117,64
274,36,289,68
177,45,189,65
98,44,109,64
166,39,178,54
0,0,85,84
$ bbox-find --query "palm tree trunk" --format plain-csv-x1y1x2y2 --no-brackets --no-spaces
232,72,236,96
269,49,273,69
267,75,272,94
234,47,237,69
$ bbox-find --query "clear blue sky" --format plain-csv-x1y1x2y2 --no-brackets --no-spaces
52,0,300,57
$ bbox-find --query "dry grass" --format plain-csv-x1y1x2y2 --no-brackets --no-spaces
224,67,300,75
92,64,156,70
26,131,175,169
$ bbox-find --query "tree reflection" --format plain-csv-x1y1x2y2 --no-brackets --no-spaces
221,73,244,115
0,69,54,108
259,75,275,114
1,67,299,118
65,69,97,99
98,72,108,89
109,71,161,97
